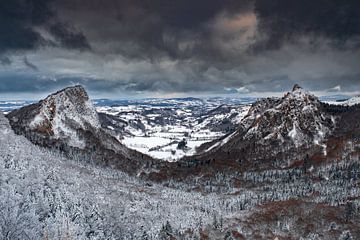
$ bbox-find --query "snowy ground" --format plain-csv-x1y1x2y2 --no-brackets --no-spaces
96,98,252,161
0,111,236,239
0,100,35,114
1,110,360,239
325,96,360,106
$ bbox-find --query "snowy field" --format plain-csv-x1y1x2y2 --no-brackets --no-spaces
96,98,252,161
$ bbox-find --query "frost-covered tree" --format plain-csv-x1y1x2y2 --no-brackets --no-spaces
345,202,355,222
339,230,353,240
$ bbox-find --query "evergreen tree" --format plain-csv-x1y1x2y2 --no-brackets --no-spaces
303,154,310,174
159,221,173,240
339,230,353,240
212,214,219,229
224,231,234,240
345,202,355,222
141,230,149,240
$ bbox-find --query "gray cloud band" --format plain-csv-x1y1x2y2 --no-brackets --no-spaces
0,0,359,95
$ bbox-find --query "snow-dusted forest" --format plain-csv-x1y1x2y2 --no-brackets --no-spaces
1,109,360,239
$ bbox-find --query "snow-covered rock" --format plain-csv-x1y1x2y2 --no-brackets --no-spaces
197,85,336,168
8,85,100,148
240,84,334,146
6,85,154,174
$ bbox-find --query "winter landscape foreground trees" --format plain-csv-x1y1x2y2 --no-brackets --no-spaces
1,109,360,239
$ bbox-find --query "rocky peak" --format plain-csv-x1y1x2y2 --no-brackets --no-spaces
292,84,302,92
49,85,90,104
7,86,155,174
8,85,100,148
200,86,336,168
242,86,332,146
284,84,317,103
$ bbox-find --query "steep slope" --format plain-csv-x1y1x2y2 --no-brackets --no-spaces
7,85,154,174
8,85,100,148
140,86,360,189
185,85,337,170
0,111,230,239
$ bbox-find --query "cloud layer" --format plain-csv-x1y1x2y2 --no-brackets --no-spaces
0,0,360,97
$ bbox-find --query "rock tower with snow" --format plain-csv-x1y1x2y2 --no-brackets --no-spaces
9,85,100,148
192,85,337,169
7,85,154,174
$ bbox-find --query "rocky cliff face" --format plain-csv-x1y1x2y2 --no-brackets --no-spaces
239,85,335,147
8,85,100,149
192,85,337,169
7,85,154,174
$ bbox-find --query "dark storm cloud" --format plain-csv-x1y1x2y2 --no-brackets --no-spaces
54,0,254,60
48,22,91,50
53,0,360,59
1,0,360,95
254,0,360,50
0,0,91,53
56,0,254,29
0,0,51,53
2,0,360,56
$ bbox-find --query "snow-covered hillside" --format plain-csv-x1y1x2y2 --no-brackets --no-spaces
191,85,337,169
97,98,251,161
326,95,360,107
0,111,235,239
2,85,360,239
2,109,360,239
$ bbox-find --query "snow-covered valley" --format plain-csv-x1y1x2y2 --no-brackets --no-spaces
96,98,252,161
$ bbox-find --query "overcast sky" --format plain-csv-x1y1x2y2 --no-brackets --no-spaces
1,0,360,99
